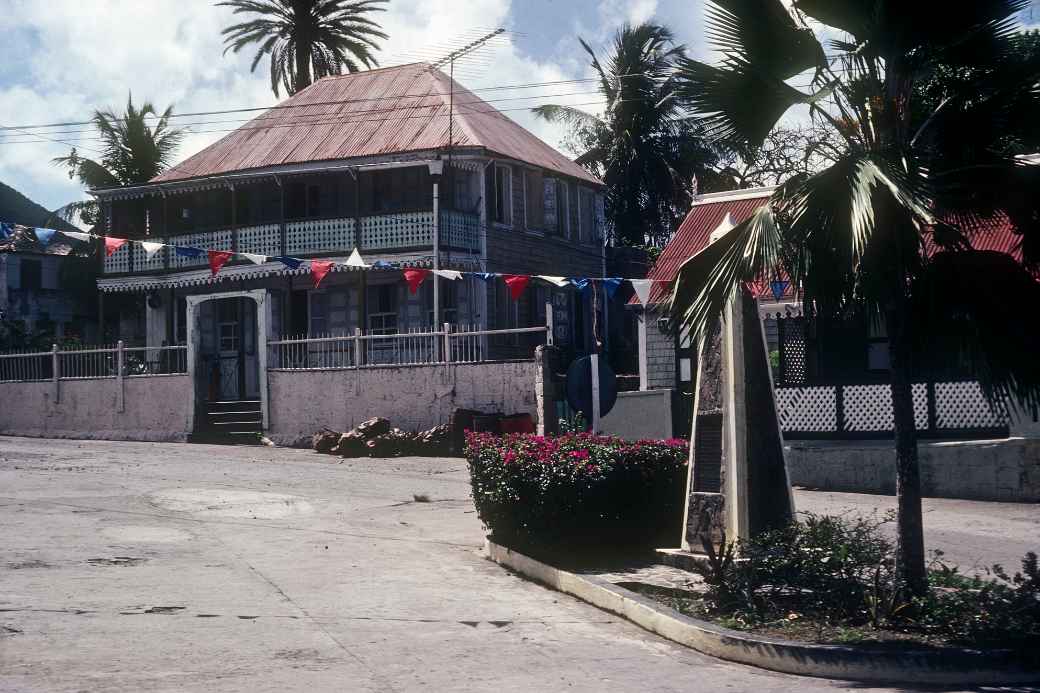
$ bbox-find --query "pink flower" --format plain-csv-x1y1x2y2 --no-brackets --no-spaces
569,449,590,461
503,450,517,465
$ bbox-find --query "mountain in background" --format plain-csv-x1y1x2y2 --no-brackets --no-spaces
0,181,78,232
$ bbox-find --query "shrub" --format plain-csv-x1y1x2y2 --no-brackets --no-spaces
465,432,688,553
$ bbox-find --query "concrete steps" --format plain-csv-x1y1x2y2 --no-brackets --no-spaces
190,400,262,445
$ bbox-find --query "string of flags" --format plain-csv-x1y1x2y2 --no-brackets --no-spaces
2,222,666,304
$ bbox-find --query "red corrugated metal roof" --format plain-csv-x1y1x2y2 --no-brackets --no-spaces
636,192,1029,306
153,63,601,185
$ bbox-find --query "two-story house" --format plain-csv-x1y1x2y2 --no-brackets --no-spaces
93,62,605,405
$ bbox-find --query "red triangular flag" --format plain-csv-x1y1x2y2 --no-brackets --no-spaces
104,237,127,257
503,274,530,301
208,250,233,276
404,268,430,294
311,260,334,288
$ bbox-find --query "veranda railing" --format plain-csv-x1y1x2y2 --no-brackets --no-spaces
267,323,551,371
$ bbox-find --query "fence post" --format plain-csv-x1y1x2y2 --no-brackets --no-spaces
927,381,938,434
443,322,452,364
354,327,364,368
545,300,554,346
116,340,125,413
52,343,60,404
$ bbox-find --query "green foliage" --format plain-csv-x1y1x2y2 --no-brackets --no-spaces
534,23,722,247
53,95,184,228
218,0,388,97
465,432,688,551
693,513,1040,653
557,412,587,434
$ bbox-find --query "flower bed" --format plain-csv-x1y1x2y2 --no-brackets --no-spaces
465,432,689,553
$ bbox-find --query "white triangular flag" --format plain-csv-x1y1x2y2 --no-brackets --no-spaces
60,230,91,242
630,279,653,305
240,252,267,265
345,248,369,268
432,269,462,280
537,275,570,287
140,241,165,259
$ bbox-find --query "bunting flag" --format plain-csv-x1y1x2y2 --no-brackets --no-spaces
104,237,127,256
403,268,430,294
503,274,530,301
537,275,569,287
141,241,164,259
0,222,12,239
61,230,91,242
275,256,301,270
569,277,592,295
311,260,334,288
770,280,790,301
469,272,496,282
346,248,368,268
208,250,233,276
34,228,57,245
175,246,204,258
371,260,394,269
602,277,623,300
630,279,652,305
240,252,267,265
432,269,462,280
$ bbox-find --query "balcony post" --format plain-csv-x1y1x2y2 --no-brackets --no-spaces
229,184,238,253
277,176,287,257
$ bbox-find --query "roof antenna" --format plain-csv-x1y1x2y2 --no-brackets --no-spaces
427,28,506,164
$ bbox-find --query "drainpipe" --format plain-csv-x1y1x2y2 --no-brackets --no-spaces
429,161,444,341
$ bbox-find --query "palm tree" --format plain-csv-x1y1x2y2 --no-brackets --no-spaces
533,23,722,248
218,0,388,97
671,0,1040,598
54,95,184,228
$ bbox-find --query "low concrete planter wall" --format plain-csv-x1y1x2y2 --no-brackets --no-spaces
598,389,674,440
486,540,1039,685
786,437,1040,502
0,375,192,442
266,360,540,446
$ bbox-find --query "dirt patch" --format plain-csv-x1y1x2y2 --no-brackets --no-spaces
6,560,52,570
86,556,147,567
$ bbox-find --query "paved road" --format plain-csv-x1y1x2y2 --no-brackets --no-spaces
1,437,1035,692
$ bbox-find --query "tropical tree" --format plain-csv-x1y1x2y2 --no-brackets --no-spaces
218,0,388,97
54,96,185,228
533,23,722,248
713,124,844,189
671,0,1040,598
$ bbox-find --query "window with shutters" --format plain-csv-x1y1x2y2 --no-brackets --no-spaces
578,188,596,243
524,168,544,231
367,284,399,335
493,165,512,225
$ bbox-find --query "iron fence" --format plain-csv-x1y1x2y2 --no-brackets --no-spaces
0,342,188,383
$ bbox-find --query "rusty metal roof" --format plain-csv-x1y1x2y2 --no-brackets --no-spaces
153,63,601,185
637,189,1029,306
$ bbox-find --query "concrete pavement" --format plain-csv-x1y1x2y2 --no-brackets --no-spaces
1,436,1035,692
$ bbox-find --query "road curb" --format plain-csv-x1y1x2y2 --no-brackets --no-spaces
484,539,1039,685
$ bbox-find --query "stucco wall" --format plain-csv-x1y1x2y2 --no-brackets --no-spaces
598,389,674,440
0,375,192,442
786,437,1040,502
267,360,540,445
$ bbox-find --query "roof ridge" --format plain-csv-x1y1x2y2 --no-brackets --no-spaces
693,185,776,205
310,62,428,83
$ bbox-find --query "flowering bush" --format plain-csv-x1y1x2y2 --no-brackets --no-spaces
465,432,689,552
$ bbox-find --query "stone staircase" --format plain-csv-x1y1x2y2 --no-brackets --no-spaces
190,400,263,445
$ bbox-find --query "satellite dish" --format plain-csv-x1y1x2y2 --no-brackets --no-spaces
565,355,618,420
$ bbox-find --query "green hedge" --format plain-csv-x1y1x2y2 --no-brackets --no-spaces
466,432,689,552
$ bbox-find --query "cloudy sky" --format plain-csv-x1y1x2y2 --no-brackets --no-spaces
0,0,713,216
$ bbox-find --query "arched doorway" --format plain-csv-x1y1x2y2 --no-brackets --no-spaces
186,290,269,436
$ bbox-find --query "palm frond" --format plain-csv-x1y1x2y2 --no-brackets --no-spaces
707,0,824,79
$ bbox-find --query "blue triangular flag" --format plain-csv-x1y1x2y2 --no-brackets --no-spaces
602,277,623,299
770,280,790,301
0,222,12,239
175,246,204,258
34,228,57,246
569,277,592,295
371,260,394,270
468,272,496,282
275,256,302,270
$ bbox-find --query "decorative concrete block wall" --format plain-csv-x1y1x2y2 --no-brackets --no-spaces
266,360,541,446
0,375,193,442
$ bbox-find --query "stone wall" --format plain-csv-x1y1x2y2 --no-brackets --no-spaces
786,438,1040,502
0,375,192,442
267,360,541,445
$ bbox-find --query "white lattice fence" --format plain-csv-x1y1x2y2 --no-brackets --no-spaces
776,386,837,432
238,223,282,256
285,218,355,255
935,381,1005,429
168,230,233,269
441,210,479,250
358,211,432,249
103,242,131,274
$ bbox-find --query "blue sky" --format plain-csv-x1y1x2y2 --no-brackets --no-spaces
0,0,714,218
